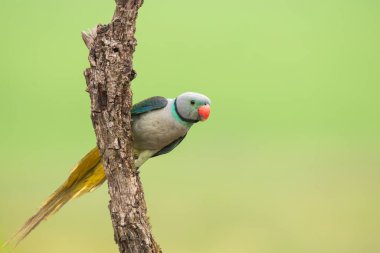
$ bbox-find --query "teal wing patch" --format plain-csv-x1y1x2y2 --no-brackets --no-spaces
131,96,168,116
152,134,187,157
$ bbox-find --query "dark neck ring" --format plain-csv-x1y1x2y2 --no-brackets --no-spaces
174,99,199,124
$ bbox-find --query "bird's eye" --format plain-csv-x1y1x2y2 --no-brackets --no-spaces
190,100,195,105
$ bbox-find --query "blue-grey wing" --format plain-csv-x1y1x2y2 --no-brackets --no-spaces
131,96,168,116
152,134,187,157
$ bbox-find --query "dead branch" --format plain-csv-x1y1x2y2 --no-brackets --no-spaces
83,1,161,252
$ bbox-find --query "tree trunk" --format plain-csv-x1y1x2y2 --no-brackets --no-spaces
82,1,161,252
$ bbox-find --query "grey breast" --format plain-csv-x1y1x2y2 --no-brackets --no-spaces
132,99,190,151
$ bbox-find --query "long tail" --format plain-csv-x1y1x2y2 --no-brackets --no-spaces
2,147,106,248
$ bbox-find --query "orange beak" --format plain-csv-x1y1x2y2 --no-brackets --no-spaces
198,104,210,121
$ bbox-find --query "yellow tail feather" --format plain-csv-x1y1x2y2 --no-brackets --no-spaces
2,147,106,248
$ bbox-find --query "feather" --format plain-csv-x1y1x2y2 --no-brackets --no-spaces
131,96,168,115
153,134,187,157
2,148,106,248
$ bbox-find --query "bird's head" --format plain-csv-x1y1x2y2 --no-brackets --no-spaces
175,92,211,123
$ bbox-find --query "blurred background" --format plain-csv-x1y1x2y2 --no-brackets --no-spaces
1,0,380,252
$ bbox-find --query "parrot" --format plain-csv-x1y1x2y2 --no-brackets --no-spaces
3,91,211,247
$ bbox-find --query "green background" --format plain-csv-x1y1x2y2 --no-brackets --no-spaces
1,0,379,252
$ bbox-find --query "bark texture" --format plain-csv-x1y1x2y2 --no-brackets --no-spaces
83,1,161,252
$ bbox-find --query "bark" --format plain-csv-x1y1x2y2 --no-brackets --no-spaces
82,1,161,252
